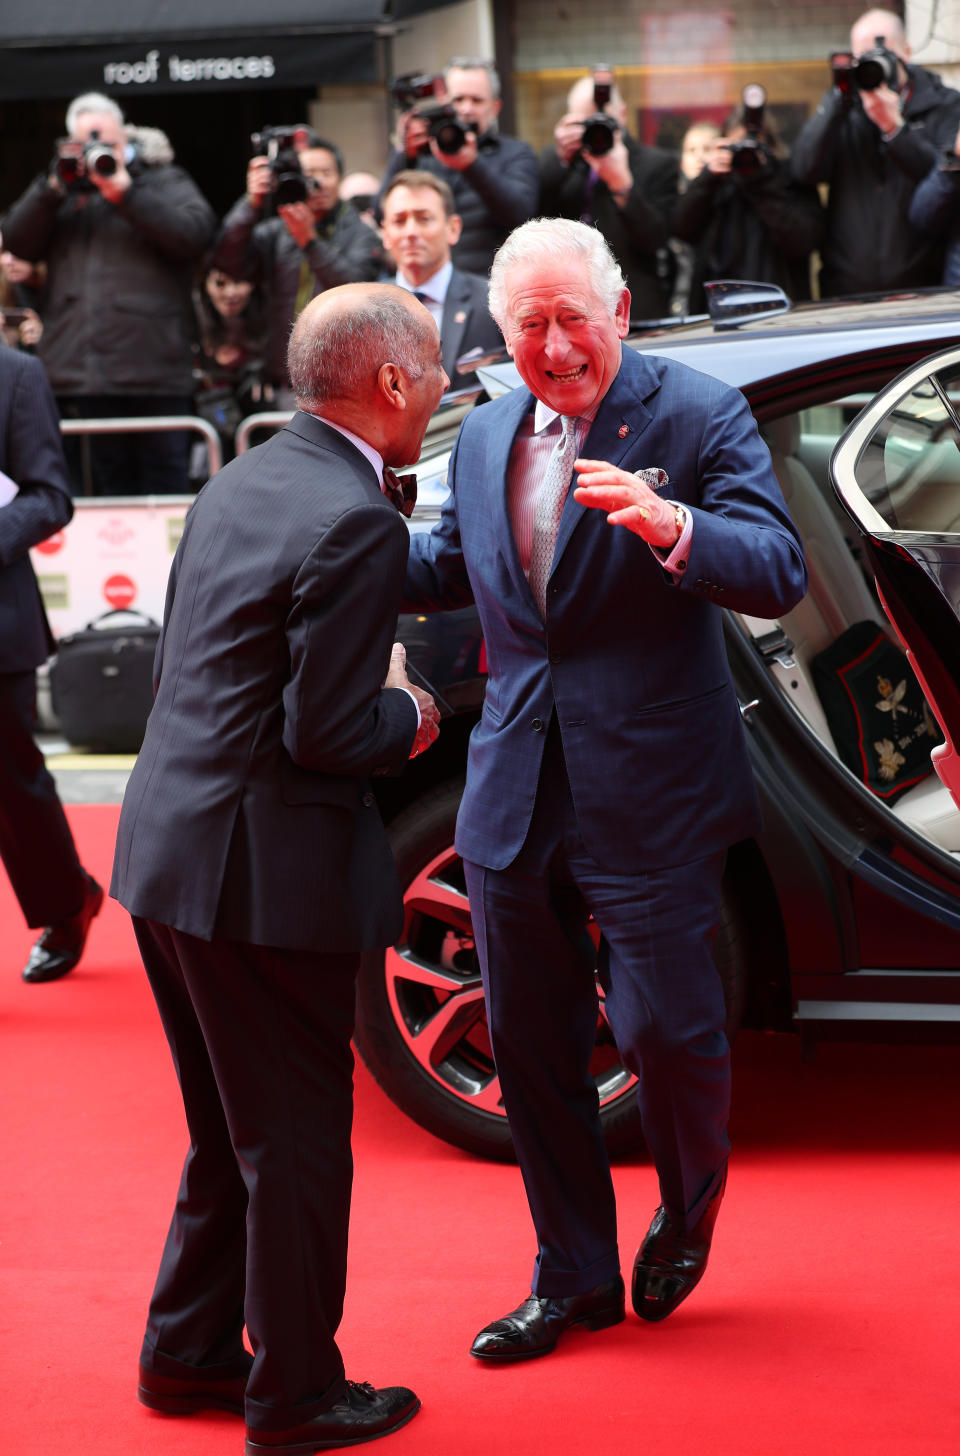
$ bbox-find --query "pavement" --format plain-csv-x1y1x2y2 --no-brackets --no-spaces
40,736,134,804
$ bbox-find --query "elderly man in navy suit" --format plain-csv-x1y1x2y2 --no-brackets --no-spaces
0,346,103,983
402,218,807,1359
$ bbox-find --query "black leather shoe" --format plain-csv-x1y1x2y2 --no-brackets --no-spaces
470,1275,625,1361
244,1381,420,1453
632,1167,727,1322
22,872,104,983
137,1360,250,1415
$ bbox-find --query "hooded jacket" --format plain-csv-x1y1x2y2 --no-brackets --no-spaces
674,154,823,313
791,64,960,297
1,126,216,397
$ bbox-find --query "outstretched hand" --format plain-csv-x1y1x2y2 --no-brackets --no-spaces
573,458,681,548
385,643,440,758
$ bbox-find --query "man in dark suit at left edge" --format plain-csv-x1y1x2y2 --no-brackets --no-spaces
0,346,103,982
111,284,445,1453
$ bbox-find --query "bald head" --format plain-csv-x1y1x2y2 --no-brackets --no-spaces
288,282,448,466
288,283,437,410
851,8,909,60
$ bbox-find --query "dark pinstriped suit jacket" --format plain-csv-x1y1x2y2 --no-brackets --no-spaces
0,349,73,675
111,413,418,952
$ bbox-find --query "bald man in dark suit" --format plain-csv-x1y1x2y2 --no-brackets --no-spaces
0,346,102,983
111,285,445,1453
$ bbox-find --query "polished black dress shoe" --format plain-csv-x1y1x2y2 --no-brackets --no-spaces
632,1167,727,1322
244,1380,420,1453
138,1359,251,1415
470,1275,625,1361
22,872,104,983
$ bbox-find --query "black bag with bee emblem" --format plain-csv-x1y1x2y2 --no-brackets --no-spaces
49,609,159,752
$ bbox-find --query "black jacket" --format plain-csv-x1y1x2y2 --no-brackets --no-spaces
791,64,960,296
212,199,383,387
674,157,824,313
438,268,503,387
908,163,960,287
538,135,678,323
111,413,418,950
378,131,540,277
1,130,215,397
0,349,73,674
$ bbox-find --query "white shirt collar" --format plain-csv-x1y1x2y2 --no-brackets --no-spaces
394,259,454,306
305,412,384,485
533,397,602,435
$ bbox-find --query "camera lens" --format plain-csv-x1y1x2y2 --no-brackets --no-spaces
86,146,118,178
581,117,616,156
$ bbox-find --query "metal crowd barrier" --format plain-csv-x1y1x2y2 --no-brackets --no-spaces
59,415,223,494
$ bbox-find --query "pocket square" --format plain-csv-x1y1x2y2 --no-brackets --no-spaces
633,467,670,490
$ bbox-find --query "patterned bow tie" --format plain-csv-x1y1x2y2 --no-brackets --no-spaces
382,467,417,518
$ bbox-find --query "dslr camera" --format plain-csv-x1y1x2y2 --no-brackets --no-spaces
579,66,618,157
726,84,773,177
389,73,468,157
852,37,901,92
250,125,315,207
830,38,901,95
53,132,119,193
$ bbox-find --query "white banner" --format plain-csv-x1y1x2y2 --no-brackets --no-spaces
30,498,191,639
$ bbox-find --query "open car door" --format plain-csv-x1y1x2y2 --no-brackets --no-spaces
831,346,960,812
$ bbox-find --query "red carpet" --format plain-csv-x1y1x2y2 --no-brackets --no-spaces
2,805,959,1455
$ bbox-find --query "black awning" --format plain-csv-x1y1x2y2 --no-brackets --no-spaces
1,3,389,45
0,1,465,99
0,33,380,101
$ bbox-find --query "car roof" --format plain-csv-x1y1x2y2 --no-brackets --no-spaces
474,288,960,400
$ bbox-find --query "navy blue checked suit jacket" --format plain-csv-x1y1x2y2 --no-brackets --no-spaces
403,345,808,873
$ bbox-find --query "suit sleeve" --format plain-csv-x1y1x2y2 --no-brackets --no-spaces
0,354,73,568
402,430,476,611
282,501,418,775
675,383,808,618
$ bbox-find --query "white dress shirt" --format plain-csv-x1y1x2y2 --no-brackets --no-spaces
393,261,453,329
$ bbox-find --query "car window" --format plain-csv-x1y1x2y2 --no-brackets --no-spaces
848,364,960,534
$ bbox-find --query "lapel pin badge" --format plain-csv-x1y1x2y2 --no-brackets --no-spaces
618,424,630,438
454,310,467,324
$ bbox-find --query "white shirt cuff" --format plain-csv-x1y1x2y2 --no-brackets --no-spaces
651,502,693,577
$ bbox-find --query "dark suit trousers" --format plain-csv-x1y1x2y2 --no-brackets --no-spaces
0,671,86,927
133,918,360,1429
463,720,730,1298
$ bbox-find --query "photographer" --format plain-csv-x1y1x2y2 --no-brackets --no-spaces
908,119,960,286
378,58,539,276
792,8,960,296
212,128,382,400
1,93,216,495
538,71,677,323
674,91,823,315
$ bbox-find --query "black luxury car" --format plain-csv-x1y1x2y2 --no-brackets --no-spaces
354,286,960,1160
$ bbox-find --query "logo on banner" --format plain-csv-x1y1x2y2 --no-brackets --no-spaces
34,531,66,555
98,518,136,548
103,573,138,609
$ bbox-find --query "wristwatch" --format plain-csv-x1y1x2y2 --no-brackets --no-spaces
673,504,687,539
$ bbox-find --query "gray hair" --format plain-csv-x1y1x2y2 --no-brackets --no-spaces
288,294,431,409
445,57,501,100
488,218,626,333
67,92,125,135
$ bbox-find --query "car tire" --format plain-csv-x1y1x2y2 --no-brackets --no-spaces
355,778,747,1161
